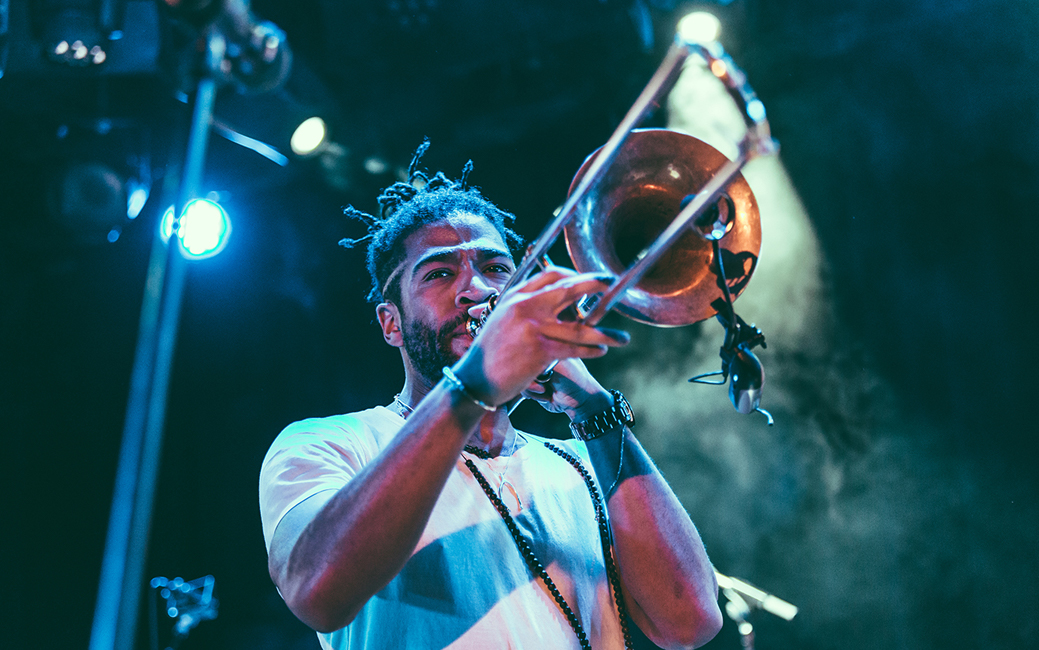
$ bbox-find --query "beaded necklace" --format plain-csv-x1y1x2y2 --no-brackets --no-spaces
463,443,635,650
392,394,634,649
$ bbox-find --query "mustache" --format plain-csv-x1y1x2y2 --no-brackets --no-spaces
437,312,470,340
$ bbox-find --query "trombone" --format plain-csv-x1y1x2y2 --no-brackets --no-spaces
470,30,778,419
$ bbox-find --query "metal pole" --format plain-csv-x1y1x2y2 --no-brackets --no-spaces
89,29,224,650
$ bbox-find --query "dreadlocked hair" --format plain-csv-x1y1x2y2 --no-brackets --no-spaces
340,138,524,306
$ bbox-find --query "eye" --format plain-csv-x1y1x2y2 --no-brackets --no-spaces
484,263,513,275
422,268,453,281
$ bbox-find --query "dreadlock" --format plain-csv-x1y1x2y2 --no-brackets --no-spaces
340,138,525,307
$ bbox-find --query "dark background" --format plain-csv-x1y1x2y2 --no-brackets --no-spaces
1,1,1037,649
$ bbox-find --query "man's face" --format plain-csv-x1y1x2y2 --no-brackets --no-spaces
393,213,515,385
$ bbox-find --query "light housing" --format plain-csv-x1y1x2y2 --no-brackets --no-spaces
160,198,232,259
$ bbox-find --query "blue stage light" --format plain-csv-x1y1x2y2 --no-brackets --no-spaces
160,198,232,259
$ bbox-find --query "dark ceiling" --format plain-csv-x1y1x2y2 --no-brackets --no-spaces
2,1,1037,649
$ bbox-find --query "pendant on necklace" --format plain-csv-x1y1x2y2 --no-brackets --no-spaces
498,479,523,514
464,436,525,514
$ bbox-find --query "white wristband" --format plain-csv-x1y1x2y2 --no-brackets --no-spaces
442,366,497,412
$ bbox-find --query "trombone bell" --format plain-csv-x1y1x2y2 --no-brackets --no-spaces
564,129,761,326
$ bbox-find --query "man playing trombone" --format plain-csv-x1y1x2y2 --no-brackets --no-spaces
259,143,723,650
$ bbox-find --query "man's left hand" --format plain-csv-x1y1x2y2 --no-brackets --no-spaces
520,358,614,423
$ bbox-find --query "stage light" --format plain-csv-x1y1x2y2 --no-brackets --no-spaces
290,117,327,156
364,156,388,175
127,187,149,220
160,198,231,259
677,11,721,44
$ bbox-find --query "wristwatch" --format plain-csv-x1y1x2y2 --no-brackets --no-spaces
569,390,635,441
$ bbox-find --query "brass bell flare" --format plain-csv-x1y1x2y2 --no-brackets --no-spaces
563,129,762,326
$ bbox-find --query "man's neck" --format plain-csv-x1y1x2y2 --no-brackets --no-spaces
465,408,520,457
397,375,519,457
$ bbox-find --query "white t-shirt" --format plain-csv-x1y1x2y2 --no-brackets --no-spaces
259,406,627,650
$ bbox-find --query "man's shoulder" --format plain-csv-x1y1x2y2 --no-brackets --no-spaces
281,406,397,434
269,406,402,454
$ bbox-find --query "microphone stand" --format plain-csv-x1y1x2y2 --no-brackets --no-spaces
716,570,798,650
723,590,756,650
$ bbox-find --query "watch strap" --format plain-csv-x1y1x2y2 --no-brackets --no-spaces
569,389,635,441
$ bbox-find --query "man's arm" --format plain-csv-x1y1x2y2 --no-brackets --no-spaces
267,271,624,632
525,366,723,650
591,427,723,649
267,383,487,632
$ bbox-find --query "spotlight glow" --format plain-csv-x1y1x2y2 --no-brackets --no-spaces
160,199,232,259
364,157,388,174
290,117,327,156
677,11,722,45
127,187,149,219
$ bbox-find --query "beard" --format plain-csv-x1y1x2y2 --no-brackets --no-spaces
402,311,469,386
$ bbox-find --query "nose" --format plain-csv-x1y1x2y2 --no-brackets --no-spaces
456,268,497,308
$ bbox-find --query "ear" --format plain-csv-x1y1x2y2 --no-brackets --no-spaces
376,302,404,348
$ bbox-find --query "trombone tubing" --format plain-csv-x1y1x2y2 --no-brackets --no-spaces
500,36,775,305
500,41,694,296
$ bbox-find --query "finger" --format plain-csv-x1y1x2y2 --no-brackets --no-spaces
513,268,572,294
537,321,631,348
523,380,547,395
522,269,611,299
520,384,548,402
520,388,562,414
536,338,610,362
533,273,616,312
564,343,611,360
521,379,563,403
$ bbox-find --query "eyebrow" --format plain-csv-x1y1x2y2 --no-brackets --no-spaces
411,246,513,279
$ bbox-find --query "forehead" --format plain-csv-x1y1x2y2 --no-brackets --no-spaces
402,212,509,267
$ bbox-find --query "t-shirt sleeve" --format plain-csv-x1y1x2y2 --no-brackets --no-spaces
258,415,376,552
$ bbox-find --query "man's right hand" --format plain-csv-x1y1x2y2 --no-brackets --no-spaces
451,269,630,407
